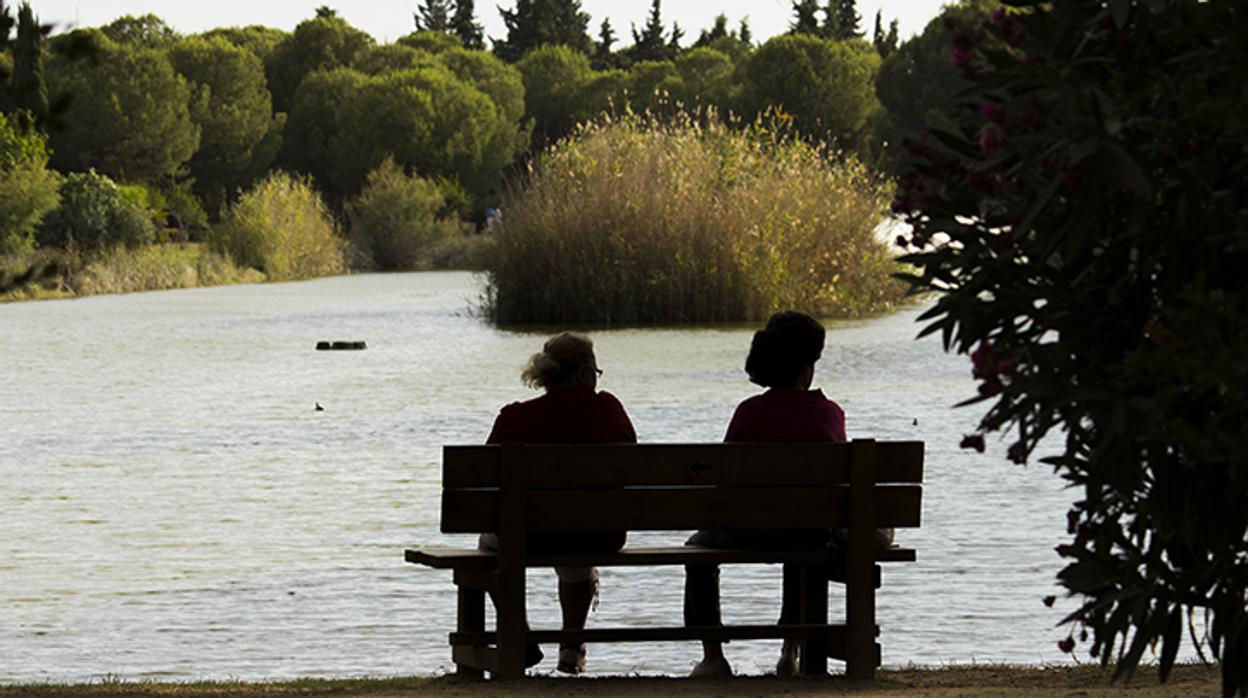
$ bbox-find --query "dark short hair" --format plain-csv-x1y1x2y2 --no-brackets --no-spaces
744,311,825,388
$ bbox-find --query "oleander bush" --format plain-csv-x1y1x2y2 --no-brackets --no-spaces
207,172,344,281
484,110,902,325
36,170,154,251
346,157,460,270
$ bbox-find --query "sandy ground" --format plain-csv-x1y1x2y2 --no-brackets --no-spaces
1,664,1223,697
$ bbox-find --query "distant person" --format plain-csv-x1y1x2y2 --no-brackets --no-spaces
480,332,636,674
683,311,891,678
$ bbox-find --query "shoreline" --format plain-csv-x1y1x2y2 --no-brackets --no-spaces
1,664,1222,697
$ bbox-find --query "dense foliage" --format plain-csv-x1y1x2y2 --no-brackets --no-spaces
347,157,459,270
206,172,343,281
0,110,59,253
891,1,1247,694
486,112,901,324
45,31,200,184
36,170,154,251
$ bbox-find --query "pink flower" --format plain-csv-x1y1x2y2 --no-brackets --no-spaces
971,341,995,379
979,124,1004,155
1058,637,1076,653
1043,595,1056,608
951,46,974,69
980,101,1005,123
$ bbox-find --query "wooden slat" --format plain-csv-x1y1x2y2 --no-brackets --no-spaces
443,441,924,488
441,485,922,533
407,545,916,570
452,623,851,646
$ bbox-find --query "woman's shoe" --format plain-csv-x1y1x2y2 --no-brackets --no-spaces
689,655,733,678
557,643,587,674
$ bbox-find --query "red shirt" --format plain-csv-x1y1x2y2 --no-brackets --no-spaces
724,388,847,443
487,387,637,444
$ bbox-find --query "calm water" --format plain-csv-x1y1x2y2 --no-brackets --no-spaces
1,272,1086,682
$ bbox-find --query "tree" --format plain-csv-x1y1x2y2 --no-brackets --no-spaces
45,32,200,184
892,1,1248,695
36,170,154,250
791,0,821,36
871,10,898,58
278,66,367,200
265,11,373,113
831,0,863,40
874,0,998,159
494,0,592,62
626,0,677,63
739,34,880,144
347,156,459,270
414,0,452,32
101,13,179,48
593,18,617,69
738,18,752,46
9,3,47,122
694,14,729,47
169,36,284,213
515,44,594,147
450,0,485,49
671,47,735,112
199,25,288,63
0,110,59,253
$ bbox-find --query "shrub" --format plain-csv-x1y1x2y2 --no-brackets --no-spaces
37,170,154,251
207,172,343,281
892,1,1248,693
0,112,61,254
484,111,902,325
346,157,460,270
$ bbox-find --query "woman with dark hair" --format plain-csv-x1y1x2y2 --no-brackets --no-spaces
481,332,636,674
684,311,879,678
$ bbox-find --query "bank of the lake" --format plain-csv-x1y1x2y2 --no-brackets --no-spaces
0,664,1222,697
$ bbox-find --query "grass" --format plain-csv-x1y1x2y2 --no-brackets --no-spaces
0,664,1221,697
484,109,906,326
0,244,263,302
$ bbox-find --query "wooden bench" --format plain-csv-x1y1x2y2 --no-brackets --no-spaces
405,439,923,680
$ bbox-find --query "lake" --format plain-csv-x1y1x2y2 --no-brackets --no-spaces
1,271,1083,682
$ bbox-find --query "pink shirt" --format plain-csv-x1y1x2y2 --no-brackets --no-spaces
724,388,847,443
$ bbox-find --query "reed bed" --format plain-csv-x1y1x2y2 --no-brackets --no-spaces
484,111,904,325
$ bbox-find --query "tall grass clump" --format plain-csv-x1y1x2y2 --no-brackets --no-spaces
207,172,344,281
484,110,903,325
346,157,460,270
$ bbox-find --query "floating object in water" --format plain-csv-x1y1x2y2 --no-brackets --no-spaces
912,418,918,426
315,402,325,412
316,341,367,351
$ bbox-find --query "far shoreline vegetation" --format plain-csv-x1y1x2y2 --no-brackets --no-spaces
0,0,987,321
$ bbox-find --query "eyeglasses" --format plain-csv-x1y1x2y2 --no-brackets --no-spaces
594,367,604,377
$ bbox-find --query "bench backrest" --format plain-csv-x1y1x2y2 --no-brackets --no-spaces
440,440,922,534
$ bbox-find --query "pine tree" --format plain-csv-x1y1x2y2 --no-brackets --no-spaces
628,0,672,63
832,0,862,40
871,10,898,57
694,13,729,47
450,0,484,48
737,18,752,46
495,0,592,62
593,18,616,68
315,6,336,19
414,0,452,32
791,0,821,36
10,2,47,121
668,22,683,55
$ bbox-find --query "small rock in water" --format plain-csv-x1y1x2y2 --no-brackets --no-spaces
315,402,325,412
316,340,367,351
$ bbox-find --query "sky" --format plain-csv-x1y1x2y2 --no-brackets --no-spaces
29,1,948,46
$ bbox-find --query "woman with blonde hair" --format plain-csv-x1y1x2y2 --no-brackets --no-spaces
481,332,636,674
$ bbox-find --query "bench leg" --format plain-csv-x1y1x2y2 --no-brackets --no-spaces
455,585,486,679
799,562,829,677
845,560,876,680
